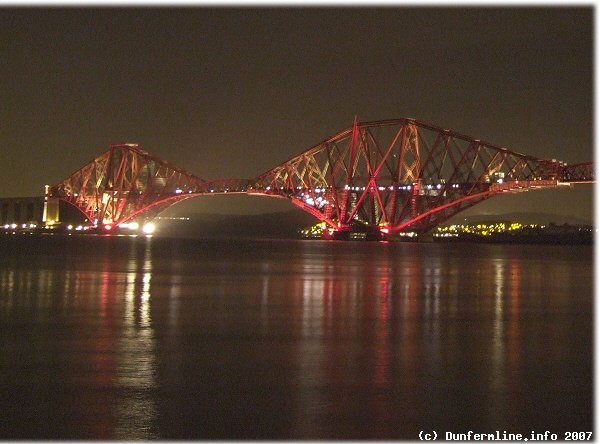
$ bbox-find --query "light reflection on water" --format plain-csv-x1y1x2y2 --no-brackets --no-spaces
0,236,593,439
113,241,157,440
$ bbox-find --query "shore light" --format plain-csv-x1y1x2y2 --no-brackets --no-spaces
142,223,155,234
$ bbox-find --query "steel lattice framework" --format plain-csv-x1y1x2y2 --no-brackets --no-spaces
48,119,594,235
560,162,594,183
50,144,247,225
249,118,593,235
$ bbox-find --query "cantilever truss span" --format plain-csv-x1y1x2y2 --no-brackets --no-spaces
249,118,594,235
50,144,248,225
48,119,594,234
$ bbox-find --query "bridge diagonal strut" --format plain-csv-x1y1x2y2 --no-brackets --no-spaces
249,118,591,236
50,144,248,226
46,118,594,237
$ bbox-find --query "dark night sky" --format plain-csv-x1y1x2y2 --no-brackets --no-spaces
0,6,594,221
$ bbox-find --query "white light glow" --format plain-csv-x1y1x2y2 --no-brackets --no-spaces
142,223,156,234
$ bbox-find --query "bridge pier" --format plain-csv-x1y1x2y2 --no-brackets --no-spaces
321,225,388,241
39,119,594,237
43,185,60,226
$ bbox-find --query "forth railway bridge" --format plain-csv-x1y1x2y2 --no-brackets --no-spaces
2,118,595,240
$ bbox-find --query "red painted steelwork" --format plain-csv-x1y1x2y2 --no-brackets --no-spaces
49,119,594,234
250,118,590,234
50,144,247,225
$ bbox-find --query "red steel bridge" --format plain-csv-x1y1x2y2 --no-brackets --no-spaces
48,118,594,239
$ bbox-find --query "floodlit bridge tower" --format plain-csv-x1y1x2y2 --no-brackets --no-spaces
249,118,593,239
44,118,593,238
47,143,247,228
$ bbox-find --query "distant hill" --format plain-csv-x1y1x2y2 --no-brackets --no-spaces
155,210,317,239
154,209,593,239
448,212,593,226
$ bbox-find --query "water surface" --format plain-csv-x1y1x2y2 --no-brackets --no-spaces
0,235,593,439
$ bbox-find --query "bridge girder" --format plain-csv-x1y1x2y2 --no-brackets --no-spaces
560,161,594,183
50,144,248,225
48,119,594,233
250,119,587,234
